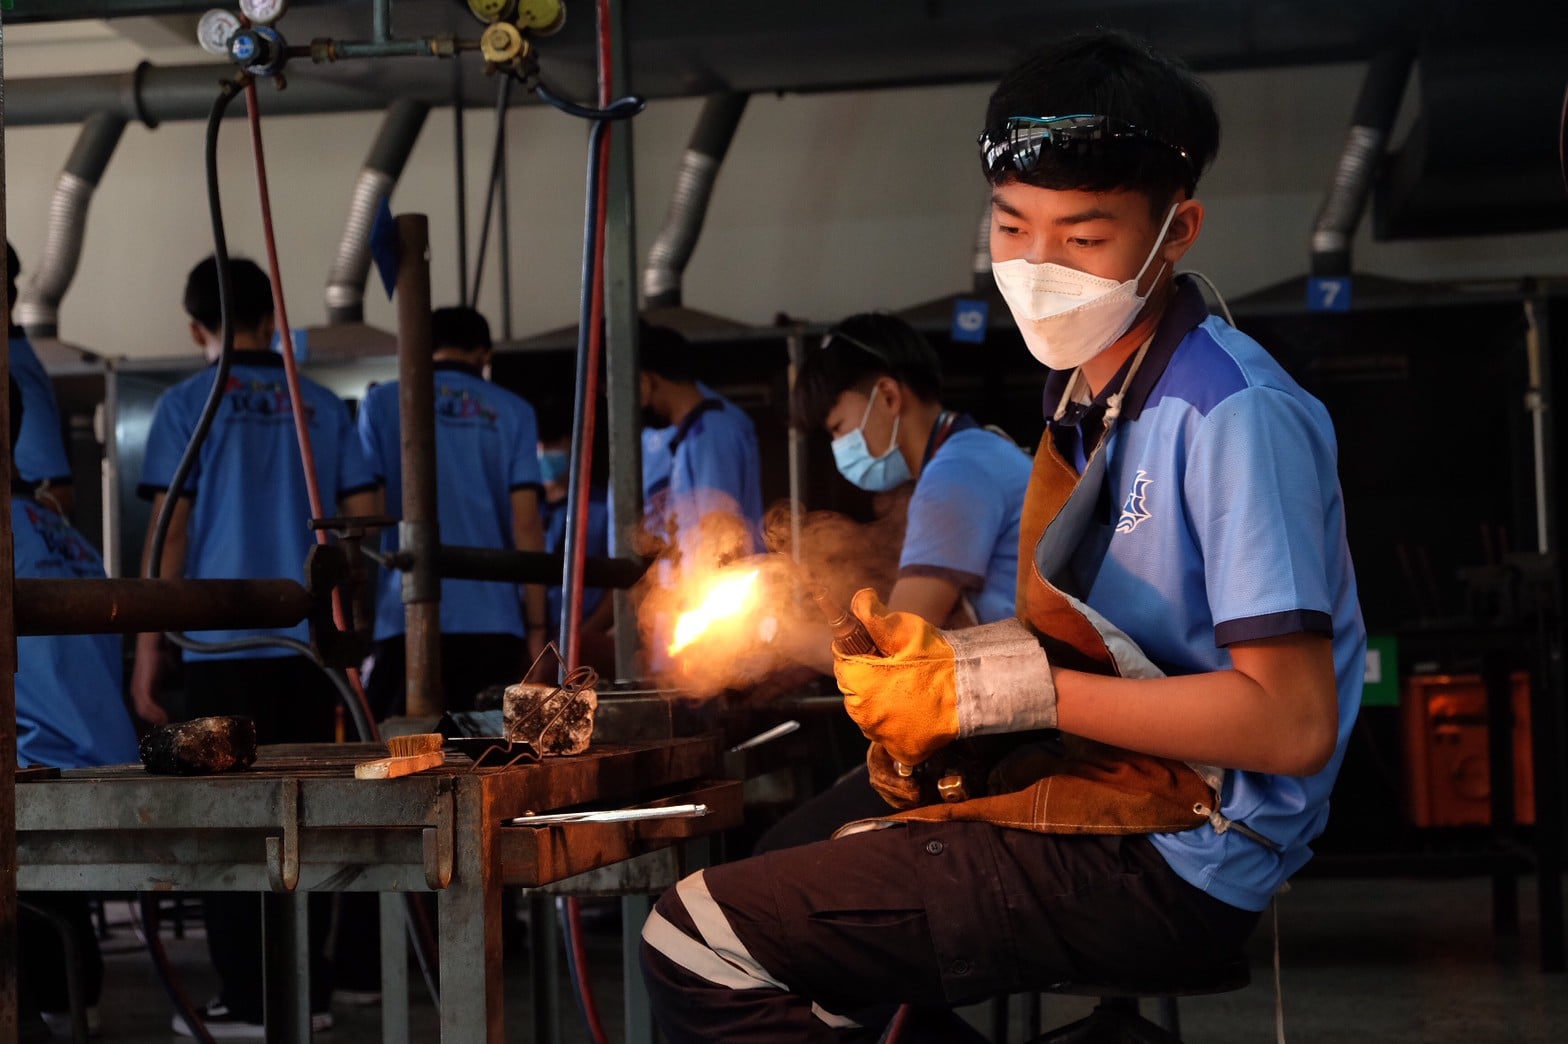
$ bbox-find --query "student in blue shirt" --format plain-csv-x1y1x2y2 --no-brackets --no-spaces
795,312,1031,632
9,377,138,1038
358,305,548,714
7,242,75,518
639,321,764,562
133,256,377,1037
643,31,1363,1042
756,312,1034,851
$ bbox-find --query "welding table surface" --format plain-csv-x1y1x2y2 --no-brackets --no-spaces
14,737,727,1043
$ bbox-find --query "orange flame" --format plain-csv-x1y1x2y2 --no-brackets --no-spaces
668,569,761,655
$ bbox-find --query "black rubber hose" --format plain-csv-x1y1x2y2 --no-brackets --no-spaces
468,74,512,308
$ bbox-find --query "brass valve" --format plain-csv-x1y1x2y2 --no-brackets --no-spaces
480,21,529,65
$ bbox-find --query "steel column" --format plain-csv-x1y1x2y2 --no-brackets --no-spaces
379,894,410,1044
395,214,443,717
604,0,643,683
1,10,19,1041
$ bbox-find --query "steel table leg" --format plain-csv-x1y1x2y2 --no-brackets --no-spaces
622,895,654,1044
380,894,409,1044
262,891,312,1043
441,778,503,1042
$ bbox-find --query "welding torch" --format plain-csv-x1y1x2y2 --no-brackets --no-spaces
809,585,924,781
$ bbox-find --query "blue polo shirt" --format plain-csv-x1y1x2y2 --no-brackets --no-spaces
359,362,543,640
542,492,610,639
900,416,1030,625
8,335,73,488
139,351,377,660
643,384,764,556
13,493,140,769
1044,277,1365,913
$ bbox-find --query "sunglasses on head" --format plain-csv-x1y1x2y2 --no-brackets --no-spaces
978,114,1194,184
821,328,892,365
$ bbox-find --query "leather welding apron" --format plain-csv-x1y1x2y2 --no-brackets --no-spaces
871,348,1218,836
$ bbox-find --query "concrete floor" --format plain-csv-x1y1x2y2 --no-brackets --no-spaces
38,875,1568,1042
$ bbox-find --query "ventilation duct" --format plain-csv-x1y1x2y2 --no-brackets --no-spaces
1310,47,1413,276
1375,39,1568,238
16,113,129,339
325,100,429,324
642,92,749,309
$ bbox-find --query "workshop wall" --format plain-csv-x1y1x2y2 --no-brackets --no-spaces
7,24,1568,360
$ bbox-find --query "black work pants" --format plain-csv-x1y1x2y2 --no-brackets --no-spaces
17,893,102,1014
183,656,339,1019
641,822,1259,1044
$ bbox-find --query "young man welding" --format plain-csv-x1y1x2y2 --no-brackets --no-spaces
641,30,1364,1042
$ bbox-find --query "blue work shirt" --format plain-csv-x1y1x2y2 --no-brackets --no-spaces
8,335,73,488
359,361,543,640
1044,277,1365,913
139,351,377,660
899,417,1031,625
642,384,764,557
13,493,140,769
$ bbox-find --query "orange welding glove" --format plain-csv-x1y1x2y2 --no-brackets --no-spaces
835,589,1057,768
866,741,923,810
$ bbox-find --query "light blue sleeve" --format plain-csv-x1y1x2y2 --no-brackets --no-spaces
356,386,392,485
139,382,201,496
510,397,543,490
332,393,376,495
899,447,1004,588
8,338,72,484
1185,386,1335,643
670,418,753,522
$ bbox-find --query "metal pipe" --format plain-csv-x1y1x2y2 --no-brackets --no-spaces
395,213,443,718
373,0,393,44
785,327,807,563
498,98,514,340
641,92,748,308
6,61,404,127
1,12,21,1036
435,545,646,589
604,1,643,684
453,61,470,308
326,100,429,324
17,112,128,338
1310,47,1413,276
12,577,313,636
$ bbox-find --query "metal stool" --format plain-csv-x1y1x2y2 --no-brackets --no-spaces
1027,958,1250,1043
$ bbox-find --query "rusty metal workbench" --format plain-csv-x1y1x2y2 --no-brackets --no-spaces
14,736,739,1043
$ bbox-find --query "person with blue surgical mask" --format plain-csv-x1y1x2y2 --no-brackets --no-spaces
802,313,1032,636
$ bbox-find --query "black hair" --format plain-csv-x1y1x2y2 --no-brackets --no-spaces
983,29,1219,208
7,241,19,304
792,312,942,431
638,321,697,383
184,256,274,334
534,395,575,445
9,375,23,451
431,305,493,354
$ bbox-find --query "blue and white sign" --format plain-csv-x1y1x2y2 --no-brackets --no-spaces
951,297,990,344
1306,276,1352,313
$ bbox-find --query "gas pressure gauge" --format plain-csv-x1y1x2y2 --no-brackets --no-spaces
196,9,243,57
239,0,289,26
466,0,517,23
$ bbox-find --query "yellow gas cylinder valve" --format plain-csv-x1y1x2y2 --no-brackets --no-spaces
481,20,528,65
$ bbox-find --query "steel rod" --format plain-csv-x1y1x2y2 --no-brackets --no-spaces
434,545,645,589
12,577,313,635
0,7,20,1037
395,213,443,718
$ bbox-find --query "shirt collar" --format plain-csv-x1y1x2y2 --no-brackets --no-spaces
666,397,725,455
921,410,979,468
1041,274,1210,426
220,349,286,368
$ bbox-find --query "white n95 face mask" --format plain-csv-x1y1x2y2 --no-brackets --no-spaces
992,204,1179,371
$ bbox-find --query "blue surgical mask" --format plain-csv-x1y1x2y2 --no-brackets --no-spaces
537,449,570,485
831,394,910,491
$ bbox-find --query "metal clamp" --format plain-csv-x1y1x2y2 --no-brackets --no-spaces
265,778,301,892
422,781,455,890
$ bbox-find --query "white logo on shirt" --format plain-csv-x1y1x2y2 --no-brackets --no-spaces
1115,470,1153,534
